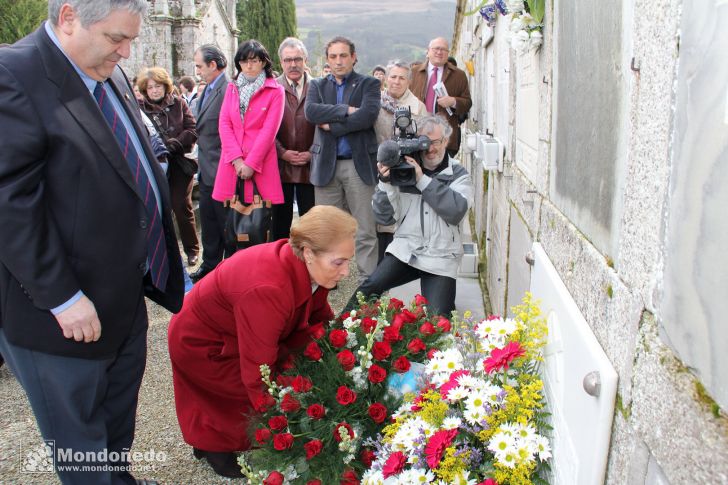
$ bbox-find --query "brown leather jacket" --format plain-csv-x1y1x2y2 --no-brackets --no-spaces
139,94,198,167
410,62,472,154
275,74,315,184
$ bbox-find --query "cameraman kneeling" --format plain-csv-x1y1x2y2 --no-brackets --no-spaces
346,115,473,316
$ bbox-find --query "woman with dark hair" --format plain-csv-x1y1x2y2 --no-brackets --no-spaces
212,40,285,227
137,66,200,266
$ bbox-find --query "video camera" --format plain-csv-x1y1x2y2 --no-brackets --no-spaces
376,107,431,186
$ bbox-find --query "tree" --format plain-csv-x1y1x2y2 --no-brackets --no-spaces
236,0,297,72
0,0,47,45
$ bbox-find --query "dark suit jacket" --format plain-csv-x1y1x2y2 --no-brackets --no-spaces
195,72,230,187
410,62,472,154
275,74,315,184
304,71,380,186
0,27,184,358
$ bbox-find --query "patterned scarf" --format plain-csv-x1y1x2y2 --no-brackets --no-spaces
234,71,266,124
381,90,399,114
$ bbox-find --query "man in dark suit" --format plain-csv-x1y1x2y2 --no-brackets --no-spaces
272,37,316,240
189,44,232,281
410,36,472,157
304,36,380,280
0,2,183,484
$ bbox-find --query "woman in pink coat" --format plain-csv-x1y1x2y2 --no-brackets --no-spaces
213,39,285,206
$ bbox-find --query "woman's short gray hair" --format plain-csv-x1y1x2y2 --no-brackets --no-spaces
278,37,308,61
385,60,412,80
418,114,453,139
48,0,147,27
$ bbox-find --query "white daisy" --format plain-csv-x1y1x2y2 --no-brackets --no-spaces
441,416,462,430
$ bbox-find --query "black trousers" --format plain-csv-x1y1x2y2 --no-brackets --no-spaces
345,254,457,316
198,181,235,271
0,291,148,485
271,182,315,241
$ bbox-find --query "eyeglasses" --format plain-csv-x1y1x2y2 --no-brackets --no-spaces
241,58,262,66
282,57,304,64
430,47,449,53
429,137,446,147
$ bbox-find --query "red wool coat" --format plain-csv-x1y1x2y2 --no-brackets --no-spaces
167,240,333,452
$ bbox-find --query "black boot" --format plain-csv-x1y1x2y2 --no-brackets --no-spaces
193,448,243,478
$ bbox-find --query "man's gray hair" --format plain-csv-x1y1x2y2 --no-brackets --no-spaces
278,37,308,60
418,114,453,139
48,0,147,27
385,59,412,80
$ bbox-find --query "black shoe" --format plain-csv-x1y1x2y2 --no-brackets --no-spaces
189,267,212,282
193,448,243,478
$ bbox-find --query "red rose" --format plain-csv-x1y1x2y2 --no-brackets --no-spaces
263,471,285,485
371,341,392,361
427,347,439,359
360,317,377,334
407,338,426,354
336,349,356,371
253,393,276,412
419,322,436,335
360,448,376,468
333,422,354,442
304,341,323,361
367,364,387,384
340,311,351,321
304,439,324,460
292,375,313,393
307,481,323,485
368,402,388,423
388,298,405,310
306,403,326,420
393,309,417,326
268,415,288,431
255,427,272,444
341,469,359,485
436,316,452,332
393,356,411,373
336,385,357,406
382,451,407,478
280,393,301,413
273,432,294,451
279,353,296,371
276,375,295,388
383,324,403,342
308,322,326,340
329,329,348,348
414,294,429,306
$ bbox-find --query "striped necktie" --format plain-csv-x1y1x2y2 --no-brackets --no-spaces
93,82,169,291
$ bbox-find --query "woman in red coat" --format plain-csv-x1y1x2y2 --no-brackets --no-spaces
168,206,357,478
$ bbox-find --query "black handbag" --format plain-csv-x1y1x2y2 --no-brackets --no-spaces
224,178,273,250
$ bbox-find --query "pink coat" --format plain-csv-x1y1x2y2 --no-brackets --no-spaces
213,77,285,203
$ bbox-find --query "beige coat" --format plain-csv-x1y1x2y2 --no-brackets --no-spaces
374,88,428,144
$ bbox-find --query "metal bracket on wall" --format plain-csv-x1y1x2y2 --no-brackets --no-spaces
630,57,641,72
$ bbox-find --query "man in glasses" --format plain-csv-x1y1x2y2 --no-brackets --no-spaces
410,37,472,157
345,114,474,316
272,37,316,240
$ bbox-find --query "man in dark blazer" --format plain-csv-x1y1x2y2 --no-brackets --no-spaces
0,2,183,483
189,44,232,281
272,37,316,240
410,37,472,156
304,36,380,280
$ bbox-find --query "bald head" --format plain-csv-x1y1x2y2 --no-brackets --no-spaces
427,37,450,68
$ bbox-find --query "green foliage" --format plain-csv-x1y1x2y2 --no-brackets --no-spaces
0,0,47,45
527,0,546,24
236,0,297,72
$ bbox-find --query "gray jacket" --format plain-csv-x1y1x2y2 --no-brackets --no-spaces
374,156,473,278
304,71,380,186
194,72,230,186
